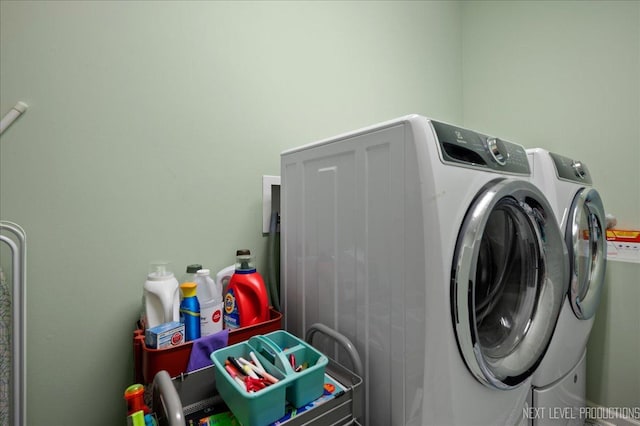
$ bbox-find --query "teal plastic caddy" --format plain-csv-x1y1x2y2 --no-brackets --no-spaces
210,330,328,426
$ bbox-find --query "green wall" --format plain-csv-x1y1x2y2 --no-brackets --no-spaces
2,1,638,425
0,1,462,424
461,0,640,411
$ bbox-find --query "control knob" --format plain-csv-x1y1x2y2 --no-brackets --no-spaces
571,160,586,179
486,137,507,166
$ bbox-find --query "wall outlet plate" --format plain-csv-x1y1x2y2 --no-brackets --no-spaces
262,175,280,233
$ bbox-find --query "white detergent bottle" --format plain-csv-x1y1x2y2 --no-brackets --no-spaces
215,264,235,295
194,269,223,336
144,262,180,329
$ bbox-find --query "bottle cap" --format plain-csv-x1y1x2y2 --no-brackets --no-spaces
186,264,203,274
235,249,255,272
180,282,197,298
124,384,145,399
148,261,175,280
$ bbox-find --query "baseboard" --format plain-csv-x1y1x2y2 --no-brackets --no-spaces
585,401,640,426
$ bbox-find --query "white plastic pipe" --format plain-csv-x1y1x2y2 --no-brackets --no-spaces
0,102,28,136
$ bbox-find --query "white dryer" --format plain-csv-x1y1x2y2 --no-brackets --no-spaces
281,116,568,425
526,148,607,424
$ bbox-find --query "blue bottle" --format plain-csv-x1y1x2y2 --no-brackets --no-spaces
179,282,201,341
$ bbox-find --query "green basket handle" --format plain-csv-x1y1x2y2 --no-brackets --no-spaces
248,335,295,375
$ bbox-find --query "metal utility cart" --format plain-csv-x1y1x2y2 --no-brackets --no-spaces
152,323,363,426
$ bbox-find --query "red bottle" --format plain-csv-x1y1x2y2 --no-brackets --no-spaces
124,384,151,415
223,249,270,329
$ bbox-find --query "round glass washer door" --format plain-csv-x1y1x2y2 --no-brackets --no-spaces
565,187,606,320
452,179,568,390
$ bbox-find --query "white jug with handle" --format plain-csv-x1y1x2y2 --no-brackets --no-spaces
144,262,180,329
194,269,224,336
215,264,235,295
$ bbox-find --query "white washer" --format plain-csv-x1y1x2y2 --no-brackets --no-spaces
526,148,607,424
281,116,568,425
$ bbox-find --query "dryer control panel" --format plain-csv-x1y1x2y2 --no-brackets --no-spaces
549,152,593,184
431,120,530,175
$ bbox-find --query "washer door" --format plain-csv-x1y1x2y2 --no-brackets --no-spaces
452,179,568,390
566,188,606,320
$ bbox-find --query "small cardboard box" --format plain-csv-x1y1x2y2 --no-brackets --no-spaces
145,321,185,349
606,229,640,263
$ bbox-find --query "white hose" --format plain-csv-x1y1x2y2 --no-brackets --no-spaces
0,102,28,136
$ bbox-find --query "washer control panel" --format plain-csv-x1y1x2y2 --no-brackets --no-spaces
431,120,530,175
549,152,593,184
